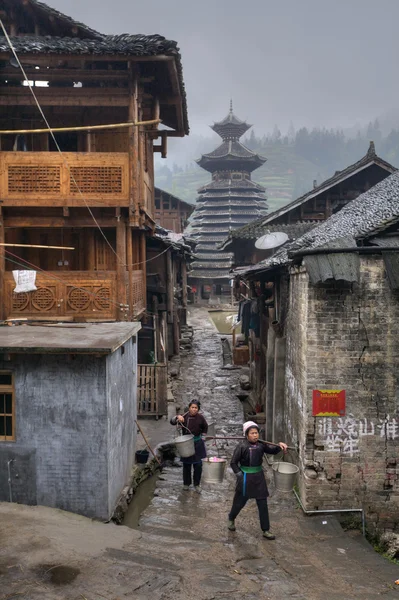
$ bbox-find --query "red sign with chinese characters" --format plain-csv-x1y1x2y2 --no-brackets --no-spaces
312,389,346,417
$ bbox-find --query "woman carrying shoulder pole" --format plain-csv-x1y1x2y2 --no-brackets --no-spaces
228,421,287,539
170,401,208,493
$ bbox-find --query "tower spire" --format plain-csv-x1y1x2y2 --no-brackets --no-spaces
229,98,233,114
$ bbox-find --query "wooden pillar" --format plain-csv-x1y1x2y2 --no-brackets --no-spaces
126,226,133,320
128,64,139,226
166,249,173,324
140,231,147,282
116,214,127,320
0,209,5,321
181,259,188,308
86,229,95,271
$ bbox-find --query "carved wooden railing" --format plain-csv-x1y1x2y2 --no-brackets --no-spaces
4,269,146,321
137,364,167,417
0,152,129,206
4,271,117,320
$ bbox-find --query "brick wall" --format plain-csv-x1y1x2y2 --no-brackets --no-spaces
285,257,399,531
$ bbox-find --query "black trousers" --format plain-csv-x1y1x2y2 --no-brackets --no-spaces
228,490,270,531
183,462,202,486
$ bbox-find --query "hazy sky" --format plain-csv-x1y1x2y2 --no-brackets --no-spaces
47,0,399,135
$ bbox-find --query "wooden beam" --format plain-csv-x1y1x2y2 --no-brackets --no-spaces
116,216,127,319
153,131,167,158
1,68,130,81
128,64,138,225
0,53,174,65
0,88,129,107
4,217,117,228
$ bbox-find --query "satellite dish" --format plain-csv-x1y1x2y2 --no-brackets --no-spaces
255,231,289,250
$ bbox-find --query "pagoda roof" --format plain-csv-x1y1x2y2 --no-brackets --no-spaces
190,270,231,280
197,141,266,173
211,103,251,141
198,178,265,193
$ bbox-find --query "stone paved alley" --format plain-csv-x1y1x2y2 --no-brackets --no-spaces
0,308,398,599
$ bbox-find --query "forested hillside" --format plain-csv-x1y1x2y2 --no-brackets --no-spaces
155,120,399,212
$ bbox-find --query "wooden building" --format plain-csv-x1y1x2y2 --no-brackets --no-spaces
224,142,396,270
154,188,193,233
0,0,188,323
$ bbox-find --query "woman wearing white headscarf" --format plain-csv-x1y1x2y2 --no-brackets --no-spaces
227,421,287,539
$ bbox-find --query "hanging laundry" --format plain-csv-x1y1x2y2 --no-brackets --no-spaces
12,270,37,293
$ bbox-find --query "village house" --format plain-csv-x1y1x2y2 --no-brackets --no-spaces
237,172,399,531
0,323,140,520
137,228,195,418
0,0,189,518
226,144,396,387
154,188,194,233
223,142,396,270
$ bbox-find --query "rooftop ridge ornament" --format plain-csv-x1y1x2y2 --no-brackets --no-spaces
367,140,376,158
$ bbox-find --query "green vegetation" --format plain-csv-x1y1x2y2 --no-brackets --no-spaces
155,119,399,212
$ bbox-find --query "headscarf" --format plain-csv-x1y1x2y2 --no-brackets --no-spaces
243,420,259,436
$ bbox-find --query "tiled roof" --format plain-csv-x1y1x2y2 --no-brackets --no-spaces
260,142,396,226
245,170,399,274
198,179,265,193
230,219,318,241
1,2,188,134
197,141,266,171
15,0,102,39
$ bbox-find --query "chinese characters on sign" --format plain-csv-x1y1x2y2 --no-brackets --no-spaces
317,416,398,457
313,389,346,417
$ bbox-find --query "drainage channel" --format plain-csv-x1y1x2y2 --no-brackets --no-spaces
122,471,160,529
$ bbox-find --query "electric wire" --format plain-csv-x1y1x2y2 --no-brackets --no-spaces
1,19,129,267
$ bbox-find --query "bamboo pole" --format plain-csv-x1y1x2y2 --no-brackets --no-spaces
204,435,296,451
135,419,162,466
0,119,162,136
0,243,74,250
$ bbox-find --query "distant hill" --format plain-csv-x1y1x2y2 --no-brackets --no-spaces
155,120,399,214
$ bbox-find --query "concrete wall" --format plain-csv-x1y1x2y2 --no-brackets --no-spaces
106,336,138,515
0,354,109,519
0,340,139,521
286,258,399,531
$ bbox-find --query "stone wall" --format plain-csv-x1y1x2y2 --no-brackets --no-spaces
286,258,399,531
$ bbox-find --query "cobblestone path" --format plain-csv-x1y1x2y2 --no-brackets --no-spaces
1,308,397,600
136,308,399,600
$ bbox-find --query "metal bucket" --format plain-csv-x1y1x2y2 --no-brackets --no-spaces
174,434,195,458
207,422,216,438
272,462,299,492
202,457,227,484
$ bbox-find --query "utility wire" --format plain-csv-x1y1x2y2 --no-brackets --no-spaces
0,19,130,266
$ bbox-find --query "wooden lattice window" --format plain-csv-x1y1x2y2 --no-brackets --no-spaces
70,166,123,195
0,372,15,442
8,166,61,194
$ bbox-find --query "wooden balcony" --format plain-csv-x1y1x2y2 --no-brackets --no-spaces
0,151,129,207
4,270,145,321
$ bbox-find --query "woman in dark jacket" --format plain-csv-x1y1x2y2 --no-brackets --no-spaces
228,421,287,539
171,401,208,493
